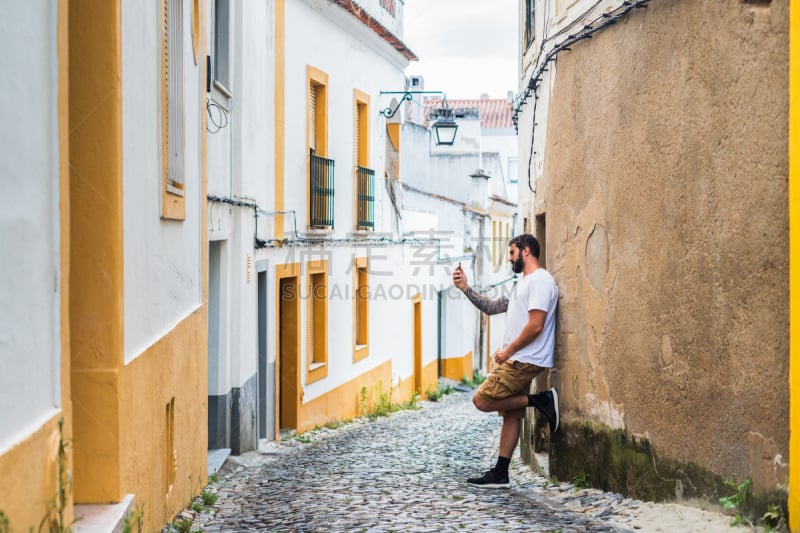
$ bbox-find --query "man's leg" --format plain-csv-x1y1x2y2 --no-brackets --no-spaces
473,389,559,433
499,416,522,459
473,392,528,414
467,362,557,488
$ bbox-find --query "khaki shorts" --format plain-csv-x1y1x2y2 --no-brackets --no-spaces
475,360,545,418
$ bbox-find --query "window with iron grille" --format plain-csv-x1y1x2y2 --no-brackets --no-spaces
308,67,332,228
354,91,374,230
310,151,334,228
356,166,374,230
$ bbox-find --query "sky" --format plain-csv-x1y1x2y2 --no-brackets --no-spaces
402,0,519,101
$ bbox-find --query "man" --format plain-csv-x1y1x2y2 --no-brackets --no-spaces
452,233,559,489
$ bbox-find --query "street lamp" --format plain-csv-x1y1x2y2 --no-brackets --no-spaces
379,90,459,146
431,97,458,146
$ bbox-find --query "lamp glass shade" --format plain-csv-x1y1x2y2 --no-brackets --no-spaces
432,118,458,146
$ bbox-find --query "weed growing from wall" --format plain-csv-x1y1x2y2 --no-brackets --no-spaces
38,418,76,533
719,477,751,526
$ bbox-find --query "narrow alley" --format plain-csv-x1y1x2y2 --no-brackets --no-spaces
183,391,734,533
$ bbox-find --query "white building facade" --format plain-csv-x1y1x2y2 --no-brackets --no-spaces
206,0,448,444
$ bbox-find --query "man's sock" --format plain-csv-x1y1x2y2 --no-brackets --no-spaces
494,456,511,477
527,393,540,408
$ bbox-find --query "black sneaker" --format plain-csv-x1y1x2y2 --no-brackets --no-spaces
466,469,510,489
531,388,559,433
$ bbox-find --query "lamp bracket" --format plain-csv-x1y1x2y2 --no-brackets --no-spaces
379,90,444,119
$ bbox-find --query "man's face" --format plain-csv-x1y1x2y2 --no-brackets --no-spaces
509,243,525,274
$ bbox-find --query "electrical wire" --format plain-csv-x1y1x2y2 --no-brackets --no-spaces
514,0,650,193
514,0,650,128
206,194,473,263
206,99,229,133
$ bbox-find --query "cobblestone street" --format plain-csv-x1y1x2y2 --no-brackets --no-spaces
183,391,735,533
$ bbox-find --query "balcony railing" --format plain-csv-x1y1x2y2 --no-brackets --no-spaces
310,151,335,228
356,166,375,230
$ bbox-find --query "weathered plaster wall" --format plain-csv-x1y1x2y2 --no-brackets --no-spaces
538,0,788,497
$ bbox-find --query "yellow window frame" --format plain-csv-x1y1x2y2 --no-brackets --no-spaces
306,259,329,384
353,257,369,362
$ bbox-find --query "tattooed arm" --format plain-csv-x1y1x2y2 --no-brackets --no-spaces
452,264,509,315
463,286,509,315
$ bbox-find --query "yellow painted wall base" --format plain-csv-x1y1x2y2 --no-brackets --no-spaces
0,414,69,531
441,351,473,383
395,360,438,400
119,307,208,533
295,358,440,434
297,359,393,433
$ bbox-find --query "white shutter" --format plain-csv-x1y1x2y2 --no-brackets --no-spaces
167,0,185,194
354,104,360,167
309,84,317,152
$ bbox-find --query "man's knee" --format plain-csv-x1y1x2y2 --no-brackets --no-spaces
472,393,492,412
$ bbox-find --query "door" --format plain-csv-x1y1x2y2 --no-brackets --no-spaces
257,269,275,440
279,276,299,432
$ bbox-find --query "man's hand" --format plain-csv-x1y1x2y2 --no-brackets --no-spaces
453,264,468,291
494,347,513,364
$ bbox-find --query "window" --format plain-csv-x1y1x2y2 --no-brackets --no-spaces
508,157,519,184
213,0,230,92
354,92,369,168
307,66,328,155
380,0,396,17
354,90,374,230
191,0,200,64
354,258,369,362
524,0,535,50
306,261,328,383
308,67,333,228
162,0,186,220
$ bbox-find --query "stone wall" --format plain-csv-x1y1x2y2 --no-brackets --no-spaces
523,0,789,516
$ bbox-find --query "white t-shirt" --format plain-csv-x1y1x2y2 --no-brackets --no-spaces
503,268,558,367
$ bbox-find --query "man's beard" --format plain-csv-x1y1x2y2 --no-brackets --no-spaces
512,257,524,274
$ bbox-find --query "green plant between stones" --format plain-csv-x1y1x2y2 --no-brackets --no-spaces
572,471,589,491
426,383,454,402
200,490,218,507
460,370,486,388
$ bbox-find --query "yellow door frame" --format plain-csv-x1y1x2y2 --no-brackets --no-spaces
276,263,301,437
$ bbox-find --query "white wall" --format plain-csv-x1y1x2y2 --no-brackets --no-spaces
122,0,205,361
0,4,61,451
262,244,448,402
285,0,407,237
401,123,480,205
483,129,519,204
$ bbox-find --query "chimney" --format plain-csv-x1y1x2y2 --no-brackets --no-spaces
468,169,492,211
405,75,425,125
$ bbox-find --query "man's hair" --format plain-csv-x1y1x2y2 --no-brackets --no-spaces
509,233,540,259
